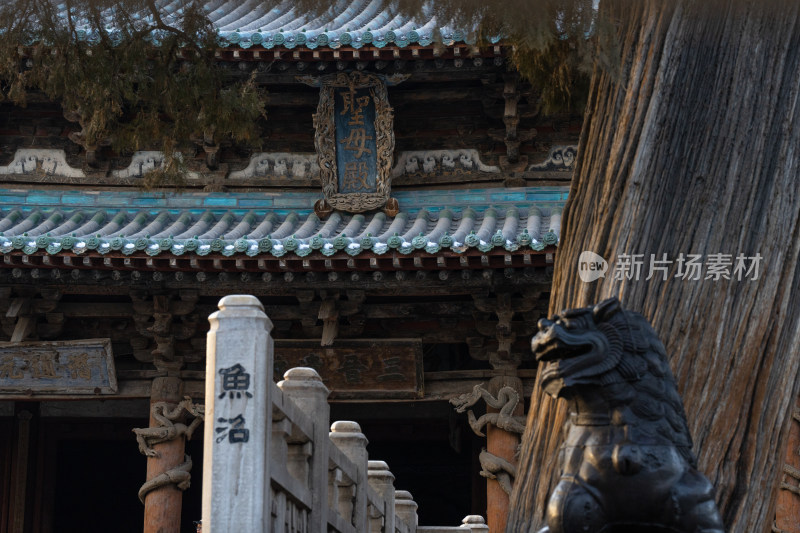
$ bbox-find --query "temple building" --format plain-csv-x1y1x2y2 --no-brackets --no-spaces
0,2,581,532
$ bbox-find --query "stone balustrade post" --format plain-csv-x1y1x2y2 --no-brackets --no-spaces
330,420,369,531
368,460,396,533
460,515,490,532
395,490,419,530
278,367,331,531
201,295,273,533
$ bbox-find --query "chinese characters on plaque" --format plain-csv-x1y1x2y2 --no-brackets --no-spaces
215,363,252,444
312,72,396,214
0,338,117,396
336,86,378,193
273,339,422,399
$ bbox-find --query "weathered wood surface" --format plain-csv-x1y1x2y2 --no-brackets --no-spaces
0,338,116,395
508,2,800,532
36,373,534,402
41,298,543,321
273,339,423,399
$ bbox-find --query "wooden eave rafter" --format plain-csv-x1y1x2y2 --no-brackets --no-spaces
1,246,554,274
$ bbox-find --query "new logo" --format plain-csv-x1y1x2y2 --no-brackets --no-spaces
578,251,608,282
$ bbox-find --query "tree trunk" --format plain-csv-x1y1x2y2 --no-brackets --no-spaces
507,1,800,532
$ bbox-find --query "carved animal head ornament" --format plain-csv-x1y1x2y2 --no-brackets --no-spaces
533,297,654,398
532,297,695,460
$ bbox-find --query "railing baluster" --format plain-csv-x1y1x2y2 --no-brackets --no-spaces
278,367,331,531
368,460,396,532
330,421,369,530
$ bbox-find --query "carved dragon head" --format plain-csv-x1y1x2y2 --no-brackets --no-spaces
532,297,652,399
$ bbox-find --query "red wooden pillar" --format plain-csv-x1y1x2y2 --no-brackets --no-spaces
485,375,523,533
775,396,800,533
143,376,185,533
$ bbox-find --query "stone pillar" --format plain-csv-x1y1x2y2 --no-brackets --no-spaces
201,295,273,533
485,374,523,533
461,515,490,532
368,460,396,533
394,490,419,529
278,367,331,532
142,376,185,533
330,421,369,531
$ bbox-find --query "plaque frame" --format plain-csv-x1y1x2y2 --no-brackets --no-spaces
312,71,395,213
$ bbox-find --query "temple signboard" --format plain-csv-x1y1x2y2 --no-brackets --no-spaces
0,338,117,395
312,72,397,215
273,339,422,399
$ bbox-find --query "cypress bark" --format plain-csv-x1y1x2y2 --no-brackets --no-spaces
507,1,800,532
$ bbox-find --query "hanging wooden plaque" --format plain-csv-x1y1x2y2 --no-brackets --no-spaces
312,72,395,213
273,339,422,399
0,338,117,396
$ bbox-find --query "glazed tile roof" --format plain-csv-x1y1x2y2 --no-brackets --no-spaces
0,188,565,260
55,0,485,50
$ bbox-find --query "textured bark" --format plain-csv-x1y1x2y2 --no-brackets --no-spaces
507,1,800,532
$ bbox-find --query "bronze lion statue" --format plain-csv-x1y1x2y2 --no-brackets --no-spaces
532,297,724,533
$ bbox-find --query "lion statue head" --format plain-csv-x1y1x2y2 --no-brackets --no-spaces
531,297,695,457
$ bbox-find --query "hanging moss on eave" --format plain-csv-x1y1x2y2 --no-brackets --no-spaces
0,0,267,188
288,0,605,112
0,0,604,189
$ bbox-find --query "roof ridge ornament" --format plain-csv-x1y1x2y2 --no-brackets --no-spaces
0,149,85,178
528,145,578,172
391,149,500,179
229,152,319,180
111,151,200,180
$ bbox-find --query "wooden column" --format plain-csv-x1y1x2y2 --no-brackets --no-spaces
143,376,185,533
8,409,33,533
775,397,800,533
485,375,523,533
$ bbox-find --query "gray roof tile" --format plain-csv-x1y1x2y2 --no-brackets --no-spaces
0,188,564,259
53,0,487,51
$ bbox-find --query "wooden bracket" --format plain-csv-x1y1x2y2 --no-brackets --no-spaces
129,290,199,370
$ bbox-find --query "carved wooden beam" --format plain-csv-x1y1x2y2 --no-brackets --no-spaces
470,289,545,369
0,288,63,342
318,298,339,346
295,289,367,345
130,290,199,371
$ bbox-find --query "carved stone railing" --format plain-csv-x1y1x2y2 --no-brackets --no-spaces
202,295,484,533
